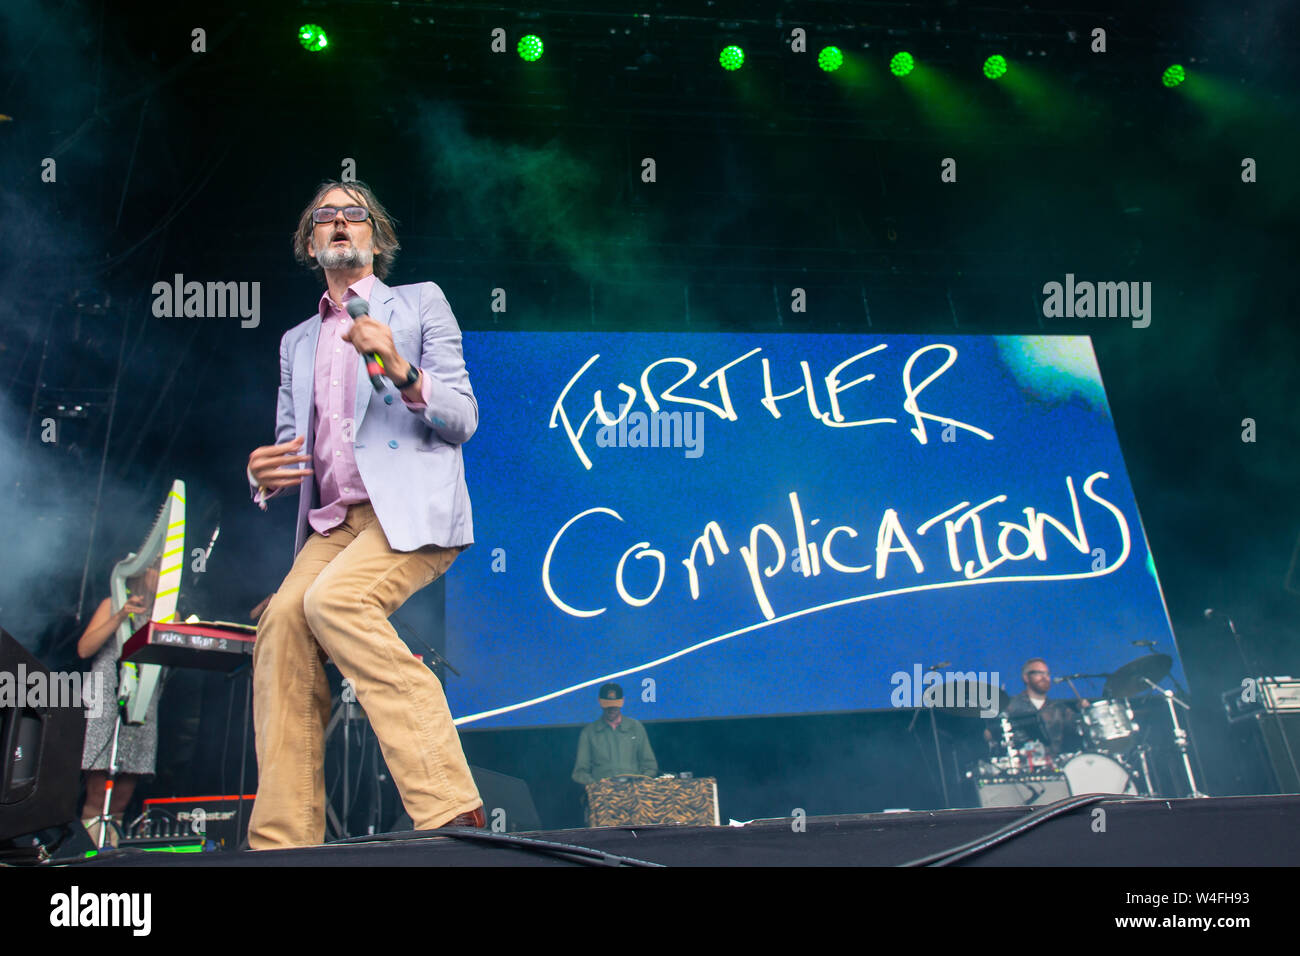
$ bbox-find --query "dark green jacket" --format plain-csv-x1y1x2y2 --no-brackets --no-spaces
572,715,658,785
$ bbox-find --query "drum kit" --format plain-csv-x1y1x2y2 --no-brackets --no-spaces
964,652,1206,803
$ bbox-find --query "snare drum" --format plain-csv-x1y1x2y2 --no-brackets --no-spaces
1080,698,1138,752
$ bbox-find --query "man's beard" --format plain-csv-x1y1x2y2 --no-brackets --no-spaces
315,242,374,271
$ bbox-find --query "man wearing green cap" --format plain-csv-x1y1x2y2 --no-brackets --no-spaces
572,682,658,785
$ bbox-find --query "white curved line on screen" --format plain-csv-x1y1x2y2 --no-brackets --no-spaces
451,522,1130,726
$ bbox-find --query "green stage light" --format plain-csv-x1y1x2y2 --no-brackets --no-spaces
719,44,745,71
983,55,1008,80
1162,64,1186,88
517,34,544,62
298,24,328,53
890,51,914,76
818,46,843,73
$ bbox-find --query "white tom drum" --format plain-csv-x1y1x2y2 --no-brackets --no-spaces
1080,699,1138,752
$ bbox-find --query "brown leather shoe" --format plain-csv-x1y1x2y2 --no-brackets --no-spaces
439,805,486,829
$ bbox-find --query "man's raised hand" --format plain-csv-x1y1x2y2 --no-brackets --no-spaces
248,435,313,490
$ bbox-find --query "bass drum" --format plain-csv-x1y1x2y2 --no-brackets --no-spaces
1060,752,1137,795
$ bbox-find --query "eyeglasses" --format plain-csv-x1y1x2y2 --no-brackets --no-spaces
312,206,370,224
1026,670,1049,677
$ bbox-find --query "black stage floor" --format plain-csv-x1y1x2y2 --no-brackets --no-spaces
72,794,1299,867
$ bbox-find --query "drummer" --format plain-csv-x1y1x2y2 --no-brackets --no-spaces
1004,657,1088,757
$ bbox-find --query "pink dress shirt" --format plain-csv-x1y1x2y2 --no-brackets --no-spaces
252,274,433,531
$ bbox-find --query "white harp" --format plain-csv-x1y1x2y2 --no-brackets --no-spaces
110,479,186,724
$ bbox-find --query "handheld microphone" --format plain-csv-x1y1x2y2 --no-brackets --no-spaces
346,297,387,392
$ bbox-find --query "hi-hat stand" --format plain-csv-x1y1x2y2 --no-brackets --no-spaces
1141,676,1208,798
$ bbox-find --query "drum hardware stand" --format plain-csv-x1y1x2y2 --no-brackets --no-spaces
1128,726,1158,797
225,661,254,846
357,707,385,837
324,688,361,839
321,622,459,837
1108,693,1154,796
323,685,387,839
1141,677,1207,798
1116,693,1157,797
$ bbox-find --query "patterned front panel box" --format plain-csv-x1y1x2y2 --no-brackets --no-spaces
586,777,719,827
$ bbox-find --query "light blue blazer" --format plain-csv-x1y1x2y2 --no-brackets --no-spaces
249,278,477,557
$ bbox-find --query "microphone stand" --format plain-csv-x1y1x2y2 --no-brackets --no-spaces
1220,612,1255,675
929,704,950,808
392,614,460,678
96,609,145,850
1211,613,1298,792
95,706,125,850
905,662,952,808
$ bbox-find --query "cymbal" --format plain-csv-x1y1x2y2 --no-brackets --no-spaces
1103,653,1173,698
931,678,1010,718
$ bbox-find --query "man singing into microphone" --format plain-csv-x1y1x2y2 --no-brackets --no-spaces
244,180,482,848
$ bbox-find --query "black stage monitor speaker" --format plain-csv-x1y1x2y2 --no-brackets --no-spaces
470,765,542,832
0,628,87,841
391,765,542,833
